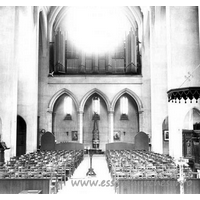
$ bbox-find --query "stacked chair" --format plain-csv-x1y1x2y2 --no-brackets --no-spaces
0,150,84,193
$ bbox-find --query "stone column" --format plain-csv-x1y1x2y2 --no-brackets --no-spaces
138,111,143,132
150,7,168,154
140,7,151,136
0,7,18,159
108,111,114,143
17,7,39,154
166,6,200,158
78,111,84,143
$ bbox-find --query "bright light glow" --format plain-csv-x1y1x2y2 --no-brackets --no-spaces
120,96,128,115
92,97,100,115
64,96,72,115
65,7,131,54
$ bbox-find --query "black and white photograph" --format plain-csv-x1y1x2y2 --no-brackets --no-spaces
0,4,200,197
72,131,78,141
113,131,121,141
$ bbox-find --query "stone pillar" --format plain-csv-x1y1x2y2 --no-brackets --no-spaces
51,112,56,134
140,7,151,136
167,6,200,90
109,111,114,143
16,7,39,153
138,111,143,133
166,6,200,158
78,111,84,143
168,102,185,158
0,7,18,159
199,7,200,49
150,7,168,154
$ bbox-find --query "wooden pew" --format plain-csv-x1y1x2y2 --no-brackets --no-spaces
0,178,54,194
117,178,200,194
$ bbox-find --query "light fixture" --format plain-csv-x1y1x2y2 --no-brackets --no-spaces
40,129,46,134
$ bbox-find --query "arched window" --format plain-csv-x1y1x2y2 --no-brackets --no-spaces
64,96,72,120
92,96,100,115
120,96,129,120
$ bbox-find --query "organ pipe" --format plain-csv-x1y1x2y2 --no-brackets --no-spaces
54,28,65,72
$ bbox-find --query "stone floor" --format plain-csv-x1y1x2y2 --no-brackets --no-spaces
57,154,116,195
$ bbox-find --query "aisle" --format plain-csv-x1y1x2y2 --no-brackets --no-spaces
57,154,115,194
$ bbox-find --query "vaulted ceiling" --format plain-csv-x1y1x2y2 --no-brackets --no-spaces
47,6,142,28
39,6,145,42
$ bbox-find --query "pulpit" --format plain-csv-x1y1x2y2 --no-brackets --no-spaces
0,142,9,166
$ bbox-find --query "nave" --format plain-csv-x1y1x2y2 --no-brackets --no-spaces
1,148,200,194
57,154,115,194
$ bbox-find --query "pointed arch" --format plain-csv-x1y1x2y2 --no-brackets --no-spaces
111,88,143,112
16,115,27,157
183,107,200,130
162,116,169,130
48,6,143,42
79,88,110,112
48,88,79,113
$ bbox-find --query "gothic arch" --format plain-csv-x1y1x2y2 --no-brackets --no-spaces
48,88,79,113
111,88,143,112
162,116,169,130
48,6,143,42
16,115,27,157
79,88,110,113
183,107,200,129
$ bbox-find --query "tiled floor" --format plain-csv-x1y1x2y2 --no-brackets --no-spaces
57,154,116,194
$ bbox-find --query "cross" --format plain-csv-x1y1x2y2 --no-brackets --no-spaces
175,157,189,194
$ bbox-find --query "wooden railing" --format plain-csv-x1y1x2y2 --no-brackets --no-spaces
0,178,52,194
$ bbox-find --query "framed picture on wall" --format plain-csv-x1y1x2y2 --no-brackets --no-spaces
113,130,121,141
164,130,169,141
72,131,78,141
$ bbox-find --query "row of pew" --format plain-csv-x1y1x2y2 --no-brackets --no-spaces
0,150,84,193
106,150,194,180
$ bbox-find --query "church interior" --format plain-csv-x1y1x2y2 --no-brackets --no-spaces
0,6,200,194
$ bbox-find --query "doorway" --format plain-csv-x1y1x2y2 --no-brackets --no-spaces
16,115,26,157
